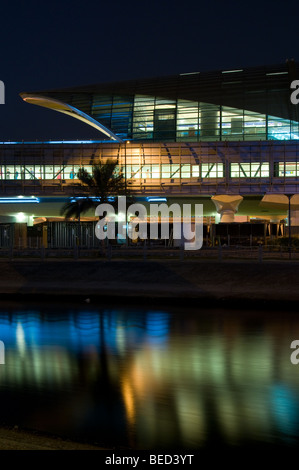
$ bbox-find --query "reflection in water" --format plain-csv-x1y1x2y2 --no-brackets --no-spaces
0,305,298,448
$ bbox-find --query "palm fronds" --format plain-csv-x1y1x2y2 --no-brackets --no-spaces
61,159,129,220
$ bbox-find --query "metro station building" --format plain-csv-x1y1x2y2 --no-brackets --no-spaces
1,61,299,247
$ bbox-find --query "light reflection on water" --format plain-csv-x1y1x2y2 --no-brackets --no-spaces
0,304,298,448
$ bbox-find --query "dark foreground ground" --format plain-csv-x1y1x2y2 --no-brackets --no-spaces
0,425,108,450
0,257,299,450
0,257,298,304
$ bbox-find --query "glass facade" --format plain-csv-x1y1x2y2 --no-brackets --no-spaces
0,163,225,180
0,165,82,180
3,161,299,181
0,141,299,199
30,63,299,144
88,94,299,143
92,95,134,141
131,98,299,142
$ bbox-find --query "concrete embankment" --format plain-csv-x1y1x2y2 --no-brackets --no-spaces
0,258,298,306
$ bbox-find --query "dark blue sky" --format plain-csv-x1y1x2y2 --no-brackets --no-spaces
1,0,299,141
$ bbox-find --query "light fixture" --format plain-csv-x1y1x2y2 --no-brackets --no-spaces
16,212,26,222
146,197,167,202
0,197,40,203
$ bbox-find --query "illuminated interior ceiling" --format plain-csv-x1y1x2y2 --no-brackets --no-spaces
20,94,124,143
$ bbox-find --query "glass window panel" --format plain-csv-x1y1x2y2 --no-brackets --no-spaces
45,166,54,179
244,112,266,138
279,163,297,176
251,164,260,176
133,95,155,139
192,165,200,177
84,165,93,175
131,165,141,178
74,166,81,178
24,166,35,180
64,166,74,179
141,165,151,179
181,164,190,178
291,121,299,140
209,168,218,178
34,166,43,180
177,100,199,140
20,166,26,180
240,164,250,176
230,162,269,177
268,116,291,140
261,163,269,177
14,166,21,179
54,166,62,179
217,165,224,177
125,165,132,179
170,165,180,178
152,165,160,179
155,98,176,109
113,165,121,177
202,163,223,178
230,163,240,177
5,166,14,180
161,165,171,178
222,107,243,137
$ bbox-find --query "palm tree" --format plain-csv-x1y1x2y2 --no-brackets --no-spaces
60,159,130,247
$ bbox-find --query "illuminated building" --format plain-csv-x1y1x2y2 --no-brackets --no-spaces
1,61,299,247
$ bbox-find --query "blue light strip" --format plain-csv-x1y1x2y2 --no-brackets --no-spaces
0,141,114,145
0,197,40,203
70,196,115,203
146,197,167,202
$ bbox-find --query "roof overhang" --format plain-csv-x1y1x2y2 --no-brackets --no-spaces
20,93,124,143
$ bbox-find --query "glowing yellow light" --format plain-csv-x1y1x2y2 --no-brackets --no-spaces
16,212,26,222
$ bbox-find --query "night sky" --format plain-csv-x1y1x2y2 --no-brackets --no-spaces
1,0,299,141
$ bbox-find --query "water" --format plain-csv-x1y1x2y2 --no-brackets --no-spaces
0,301,298,449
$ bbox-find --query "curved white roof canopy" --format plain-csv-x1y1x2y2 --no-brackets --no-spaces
20,94,124,143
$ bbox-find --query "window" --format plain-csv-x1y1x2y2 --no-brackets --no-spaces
141,165,151,179
131,165,141,179
278,163,299,177
181,164,191,178
192,165,200,177
152,165,160,179
230,162,269,177
202,163,224,178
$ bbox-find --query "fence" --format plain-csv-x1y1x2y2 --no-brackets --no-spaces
0,244,298,262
